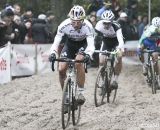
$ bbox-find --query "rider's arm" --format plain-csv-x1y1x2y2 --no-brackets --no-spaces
84,21,95,57
85,35,95,57
50,34,62,54
94,21,104,47
116,28,125,51
49,20,66,54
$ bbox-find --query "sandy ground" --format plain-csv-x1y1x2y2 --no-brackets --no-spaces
0,64,160,130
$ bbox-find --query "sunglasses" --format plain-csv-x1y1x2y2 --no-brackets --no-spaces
103,22,111,25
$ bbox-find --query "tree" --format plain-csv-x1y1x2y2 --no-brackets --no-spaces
51,0,73,32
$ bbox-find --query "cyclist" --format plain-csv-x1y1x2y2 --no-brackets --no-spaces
49,5,95,105
94,10,125,90
138,17,160,76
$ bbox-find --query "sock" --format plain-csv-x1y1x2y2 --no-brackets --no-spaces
78,87,85,95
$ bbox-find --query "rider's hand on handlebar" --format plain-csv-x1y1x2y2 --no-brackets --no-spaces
84,54,90,63
49,53,56,62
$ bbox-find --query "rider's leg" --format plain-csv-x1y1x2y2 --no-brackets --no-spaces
152,52,159,75
59,62,69,113
112,55,122,86
59,62,68,89
111,50,123,90
75,54,86,105
75,54,85,88
138,44,148,75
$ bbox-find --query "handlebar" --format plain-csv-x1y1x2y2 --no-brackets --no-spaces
51,57,88,73
142,48,160,54
52,58,85,63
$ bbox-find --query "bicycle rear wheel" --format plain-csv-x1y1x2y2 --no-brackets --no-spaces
94,66,107,107
61,77,71,129
72,90,81,126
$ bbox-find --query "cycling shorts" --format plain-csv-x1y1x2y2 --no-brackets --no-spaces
142,38,157,50
101,37,118,51
60,38,87,59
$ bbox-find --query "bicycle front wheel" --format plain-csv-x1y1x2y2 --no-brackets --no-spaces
94,66,107,107
150,61,157,94
72,86,81,125
61,77,71,129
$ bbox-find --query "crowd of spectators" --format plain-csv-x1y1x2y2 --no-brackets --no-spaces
86,0,149,41
0,0,151,48
0,3,55,47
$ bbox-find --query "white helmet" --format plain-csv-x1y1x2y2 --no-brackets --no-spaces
101,10,115,22
69,5,85,20
151,17,160,27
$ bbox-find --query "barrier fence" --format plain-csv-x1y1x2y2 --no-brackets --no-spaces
0,41,141,84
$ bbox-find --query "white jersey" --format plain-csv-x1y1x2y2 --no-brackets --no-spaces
95,20,124,50
50,18,95,56
57,18,94,41
139,25,159,44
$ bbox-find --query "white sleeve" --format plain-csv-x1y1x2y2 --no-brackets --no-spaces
85,36,95,57
49,21,65,54
49,35,62,54
116,29,125,51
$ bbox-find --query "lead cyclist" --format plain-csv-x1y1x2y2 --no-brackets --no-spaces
49,5,95,105
94,10,125,90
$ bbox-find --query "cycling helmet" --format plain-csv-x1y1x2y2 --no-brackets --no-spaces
69,5,85,20
101,10,115,22
152,17,160,27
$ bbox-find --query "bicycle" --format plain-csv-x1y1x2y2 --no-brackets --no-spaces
142,49,160,94
94,50,118,107
51,57,88,129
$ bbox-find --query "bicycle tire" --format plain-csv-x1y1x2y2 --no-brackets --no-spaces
94,66,107,107
150,60,157,94
72,84,81,126
61,77,71,129
146,65,152,86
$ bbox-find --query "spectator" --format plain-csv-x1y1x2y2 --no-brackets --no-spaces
86,0,104,15
0,14,14,47
46,11,55,43
13,3,21,16
88,11,97,27
1,7,16,42
111,0,122,19
11,15,21,44
23,20,32,44
127,0,138,21
96,0,112,18
118,12,138,41
138,15,148,38
130,18,139,40
21,6,33,22
31,14,50,43
117,12,129,41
